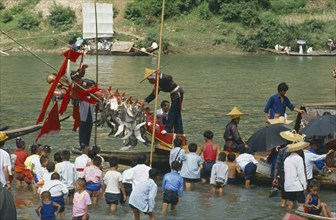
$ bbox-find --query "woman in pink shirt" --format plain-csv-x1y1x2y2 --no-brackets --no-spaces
83,156,103,206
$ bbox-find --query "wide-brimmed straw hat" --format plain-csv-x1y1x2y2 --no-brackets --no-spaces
139,68,157,83
0,132,8,142
268,116,293,125
286,141,310,153
280,130,304,142
226,106,246,119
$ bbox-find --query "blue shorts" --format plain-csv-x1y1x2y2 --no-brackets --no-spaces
51,195,65,212
227,178,237,185
286,191,305,203
163,189,179,205
105,192,120,205
201,161,215,180
244,162,257,180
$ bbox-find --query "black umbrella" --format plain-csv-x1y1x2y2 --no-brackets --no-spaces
247,123,293,152
300,115,336,138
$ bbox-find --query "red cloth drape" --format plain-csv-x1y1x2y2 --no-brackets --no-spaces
35,101,60,142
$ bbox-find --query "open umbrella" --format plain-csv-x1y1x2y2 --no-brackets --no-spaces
300,115,336,138
247,123,293,152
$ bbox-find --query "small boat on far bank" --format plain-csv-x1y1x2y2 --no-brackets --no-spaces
295,208,336,220
261,48,336,56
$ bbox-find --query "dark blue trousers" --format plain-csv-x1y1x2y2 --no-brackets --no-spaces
79,108,93,147
166,93,183,134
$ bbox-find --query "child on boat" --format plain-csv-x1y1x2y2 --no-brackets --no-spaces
180,143,203,190
83,156,103,206
210,152,228,194
73,178,91,220
129,168,159,220
162,161,184,216
226,153,240,184
103,156,126,212
304,180,334,218
36,191,61,220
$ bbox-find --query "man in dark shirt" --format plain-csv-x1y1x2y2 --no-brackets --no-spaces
141,69,184,134
223,106,246,152
264,82,305,122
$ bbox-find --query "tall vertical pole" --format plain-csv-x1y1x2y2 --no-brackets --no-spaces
149,0,165,167
94,0,99,146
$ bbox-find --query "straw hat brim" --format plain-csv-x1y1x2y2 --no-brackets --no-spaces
268,118,293,125
286,141,310,153
280,130,304,142
226,107,247,119
139,68,157,83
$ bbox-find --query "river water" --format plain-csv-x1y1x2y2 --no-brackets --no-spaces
0,53,335,219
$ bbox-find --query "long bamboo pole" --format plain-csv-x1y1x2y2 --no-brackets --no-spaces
94,0,99,147
149,0,166,167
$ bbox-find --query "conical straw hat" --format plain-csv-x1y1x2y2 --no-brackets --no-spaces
0,132,8,141
139,68,157,83
286,141,310,153
268,116,293,125
226,106,246,119
280,130,304,142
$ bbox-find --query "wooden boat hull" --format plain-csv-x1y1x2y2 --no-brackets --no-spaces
86,50,152,56
261,48,336,56
295,210,336,220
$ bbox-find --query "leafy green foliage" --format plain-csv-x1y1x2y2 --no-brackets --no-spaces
17,13,40,30
0,10,13,23
198,2,211,20
270,0,307,14
0,2,5,10
47,5,76,31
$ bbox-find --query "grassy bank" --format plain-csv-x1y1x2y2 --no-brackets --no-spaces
0,0,335,54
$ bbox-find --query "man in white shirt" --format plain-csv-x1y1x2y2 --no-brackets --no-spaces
284,141,309,210
236,146,258,189
157,100,170,126
124,153,150,188
303,145,334,181
0,132,11,190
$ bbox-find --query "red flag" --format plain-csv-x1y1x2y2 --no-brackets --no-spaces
35,101,60,142
59,87,71,115
36,50,82,124
62,49,82,62
72,104,80,132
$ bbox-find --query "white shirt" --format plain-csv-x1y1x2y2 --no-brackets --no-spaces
57,161,76,189
31,155,42,174
74,154,91,179
103,170,122,193
236,153,258,171
303,149,327,180
43,172,54,182
210,161,229,185
124,164,151,188
284,153,307,192
41,179,69,197
0,149,11,186
121,168,133,184
169,147,186,166
36,167,48,182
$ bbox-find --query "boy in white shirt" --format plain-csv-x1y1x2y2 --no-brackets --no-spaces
36,156,49,193
210,152,228,194
74,146,92,179
103,157,126,212
41,173,68,219
236,146,258,189
43,161,55,182
57,150,76,204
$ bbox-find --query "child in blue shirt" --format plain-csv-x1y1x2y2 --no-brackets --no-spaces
162,161,184,216
180,143,203,190
36,191,61,220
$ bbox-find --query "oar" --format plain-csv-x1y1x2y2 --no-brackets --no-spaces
131,47,156,56
0,50,10,56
